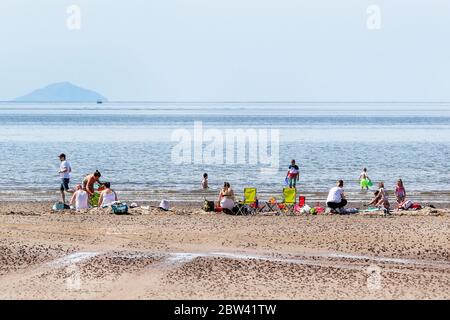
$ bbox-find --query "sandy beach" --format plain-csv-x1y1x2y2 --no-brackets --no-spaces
0,201,449,300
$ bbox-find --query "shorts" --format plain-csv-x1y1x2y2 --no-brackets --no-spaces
60,178,70,192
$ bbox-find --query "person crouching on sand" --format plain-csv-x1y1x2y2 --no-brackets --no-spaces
217,182,235,212
99,182,118,208
82,170,103,197
326,180,347,214
70,185,89,211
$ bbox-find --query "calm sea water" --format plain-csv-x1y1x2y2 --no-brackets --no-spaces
0,102,449,200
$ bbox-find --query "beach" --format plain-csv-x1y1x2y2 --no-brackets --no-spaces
1,201,449,300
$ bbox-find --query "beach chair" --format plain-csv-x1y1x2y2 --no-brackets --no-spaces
265,197,279,213
237,188,258,215
278,188,296,215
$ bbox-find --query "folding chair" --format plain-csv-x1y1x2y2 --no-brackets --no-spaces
278,188,296,215
237,188,257,215
265,197,279,213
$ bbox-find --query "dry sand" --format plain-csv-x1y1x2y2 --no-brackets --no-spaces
0,201,449,300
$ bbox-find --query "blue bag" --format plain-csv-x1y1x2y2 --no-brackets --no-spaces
111,202,129,215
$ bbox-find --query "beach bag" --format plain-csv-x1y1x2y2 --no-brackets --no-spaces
203,199,215,212
158,199,170,211
401,200,413,210
301,205,312,214
111,202,129,215
411,202,422,210
315,206,325,214
89,193,100,207
342,208,359,214
52,202,70,211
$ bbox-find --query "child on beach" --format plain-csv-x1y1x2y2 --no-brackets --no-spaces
368,182,390,213
395,179,406,206
201,173,209,189
286,159,300,188
359,168,372,190
70,185,89,211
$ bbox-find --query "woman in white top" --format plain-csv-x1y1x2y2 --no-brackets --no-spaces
70,185,89,211
99,182,118,208
326,180,347,213
218,182,235,210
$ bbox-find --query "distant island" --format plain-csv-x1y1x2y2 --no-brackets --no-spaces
14,82,108,103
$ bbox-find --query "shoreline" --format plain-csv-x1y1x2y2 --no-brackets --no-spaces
2,189,450,208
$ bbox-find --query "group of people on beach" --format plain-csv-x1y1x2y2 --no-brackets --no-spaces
58,153,118,210
59,152,411,214
202,160,411,214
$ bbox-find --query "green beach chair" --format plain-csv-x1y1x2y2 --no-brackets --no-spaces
278,187,296,215
237,188,257,215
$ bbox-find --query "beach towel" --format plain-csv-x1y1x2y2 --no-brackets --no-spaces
341,208,359,214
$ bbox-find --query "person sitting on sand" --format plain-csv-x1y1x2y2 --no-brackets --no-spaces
82,170,103,197
370,182,390,212
98,182,118,208
70,185,89,211
217,182,235,211
326,180,347,213
395,179,406,207
201,173,209,189
368,190,381,206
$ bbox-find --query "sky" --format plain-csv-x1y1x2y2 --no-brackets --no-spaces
0,0,449,101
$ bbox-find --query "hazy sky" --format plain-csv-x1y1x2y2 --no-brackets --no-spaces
0,0,449,101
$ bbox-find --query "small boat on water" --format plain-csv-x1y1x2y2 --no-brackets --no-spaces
96,100,103,104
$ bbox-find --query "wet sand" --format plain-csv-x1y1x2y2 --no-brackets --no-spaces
0,201,449,299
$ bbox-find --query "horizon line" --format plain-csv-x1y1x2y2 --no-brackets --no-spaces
1,100,450,104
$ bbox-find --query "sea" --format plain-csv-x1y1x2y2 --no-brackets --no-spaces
0,102,449,202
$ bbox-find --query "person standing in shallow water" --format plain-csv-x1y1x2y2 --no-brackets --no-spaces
58,153,72,204
286,159,300,188
359,167,372,190
201,173,209,189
